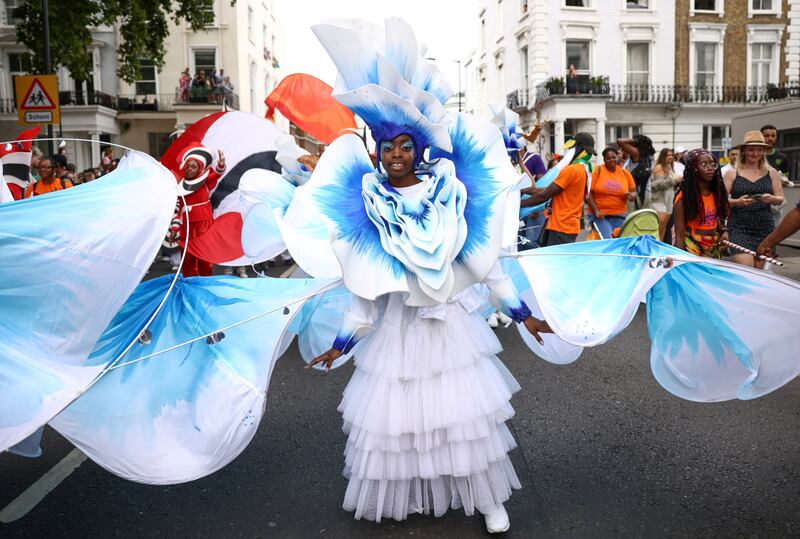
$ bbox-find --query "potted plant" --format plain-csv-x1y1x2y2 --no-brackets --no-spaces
589,76,609,94
545,76,564,95
766,83,787,100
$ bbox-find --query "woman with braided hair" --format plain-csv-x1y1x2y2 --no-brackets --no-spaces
673,148,729,258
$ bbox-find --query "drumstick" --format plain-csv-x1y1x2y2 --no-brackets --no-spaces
721,240,784,267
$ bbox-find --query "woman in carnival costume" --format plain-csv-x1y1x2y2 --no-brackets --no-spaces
286,19,550,532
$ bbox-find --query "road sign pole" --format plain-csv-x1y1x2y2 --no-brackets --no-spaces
42,0,53,157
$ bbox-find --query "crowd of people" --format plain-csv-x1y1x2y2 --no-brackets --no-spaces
516,123,796,271
20,146,120,198
177,67,235,105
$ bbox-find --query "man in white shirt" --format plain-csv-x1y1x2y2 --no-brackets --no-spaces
673,146,686,179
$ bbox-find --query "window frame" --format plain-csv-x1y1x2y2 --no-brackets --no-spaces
749,0,780,17
189,46,219,79
690,0,724,17
563,0,593,9
702,124,731,158
134,58,158,96
625,41,650,86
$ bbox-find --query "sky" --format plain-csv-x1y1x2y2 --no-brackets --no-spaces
275,0,479,94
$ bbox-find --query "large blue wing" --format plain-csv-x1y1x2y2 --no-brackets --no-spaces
51,275,338,484
510,236,799,401
0,153,176,452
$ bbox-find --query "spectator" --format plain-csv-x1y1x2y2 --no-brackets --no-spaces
566,64,578,94
519,149,547,249
24,157,74,197
82,168,97,182
100,147,113,172
521,132,596,246
723,131,784,269
51,154,69,180
30,146,42,181
617,134,655,209
178,69,191,103
586,146,636,239
760,124,790,179
650,148,681,240
673,149,728,258
65,162,76,181
673,146,687,179
192,70,210,100
720,147,740,178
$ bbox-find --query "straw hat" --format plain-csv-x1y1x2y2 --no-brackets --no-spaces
737,130,769,148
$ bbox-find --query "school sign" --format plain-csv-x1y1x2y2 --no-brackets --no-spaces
14,74,60,125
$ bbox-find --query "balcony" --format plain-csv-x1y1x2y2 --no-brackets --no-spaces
608,83,800,105
506,88,530,111
533,77,611,107
58,90,119,109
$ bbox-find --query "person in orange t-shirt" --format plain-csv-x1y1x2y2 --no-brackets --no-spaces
673,148,729,258
24,158,74,198
522,132,596,246
587,147,636,239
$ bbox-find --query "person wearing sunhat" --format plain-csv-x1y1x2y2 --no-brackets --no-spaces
522,132,596,246
722,130,784,269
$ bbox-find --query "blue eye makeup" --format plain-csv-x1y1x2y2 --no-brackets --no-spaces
381,142,393,153
401,142,414,152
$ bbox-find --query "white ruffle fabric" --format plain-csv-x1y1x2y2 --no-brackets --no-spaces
338,293,521,522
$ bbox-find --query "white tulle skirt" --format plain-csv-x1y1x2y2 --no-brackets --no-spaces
339,294,522,522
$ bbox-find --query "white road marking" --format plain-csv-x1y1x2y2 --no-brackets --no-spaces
279,264,297,278
0,449,87,523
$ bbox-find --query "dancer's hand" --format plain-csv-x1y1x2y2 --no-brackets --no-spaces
522,316,552,345
306,348,342,371
217,149,226,169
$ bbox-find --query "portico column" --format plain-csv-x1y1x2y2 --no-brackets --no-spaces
554,120,565,154
89,130,101,169
595,118,606,159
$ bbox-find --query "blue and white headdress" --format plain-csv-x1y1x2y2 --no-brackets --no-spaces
278,18,522,306
488,104,526,160
312,18,453,163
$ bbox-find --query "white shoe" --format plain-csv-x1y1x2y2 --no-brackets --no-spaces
487,312,500,328
484,504,510,534
496,312,513,327
237,268,248,278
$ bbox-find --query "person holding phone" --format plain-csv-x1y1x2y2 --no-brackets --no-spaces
722,131,784,269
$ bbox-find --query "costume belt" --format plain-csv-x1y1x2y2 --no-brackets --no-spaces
182,200,210,213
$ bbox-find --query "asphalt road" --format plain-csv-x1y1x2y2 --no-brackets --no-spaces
2,256,799,538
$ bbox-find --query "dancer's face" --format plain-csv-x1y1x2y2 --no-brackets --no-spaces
184,160,201,180
380,135,415,180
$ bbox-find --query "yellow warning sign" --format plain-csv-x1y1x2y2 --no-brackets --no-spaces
15,74,60,125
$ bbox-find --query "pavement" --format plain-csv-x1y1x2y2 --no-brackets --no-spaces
1,256,799,538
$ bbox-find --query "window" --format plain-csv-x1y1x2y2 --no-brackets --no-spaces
565,0,590,6
566,40,590,72
496,0,503,39
607,125,641,142
4,0,20,26
703,125,730,158
750,0,779,16
192,48,216,76
521,0,528,14
694,43,716,87
148,133,172,159
248,6,254,42
626,43,649,85
7,52,30,101
135,58,157,95
694,0,716,10
249,61,257,111
520,46,529,90
750,43,774,87
626,0,648,8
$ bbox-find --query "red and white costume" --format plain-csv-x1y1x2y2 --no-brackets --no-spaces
176,144,226,277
